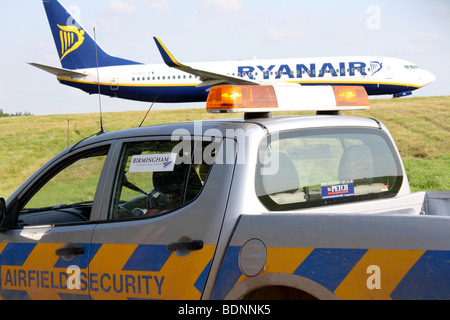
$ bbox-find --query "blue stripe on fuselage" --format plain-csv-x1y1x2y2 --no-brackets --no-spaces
58,79,210,103
58,78,418,103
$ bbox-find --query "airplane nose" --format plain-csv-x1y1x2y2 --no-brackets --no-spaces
420,70,436,87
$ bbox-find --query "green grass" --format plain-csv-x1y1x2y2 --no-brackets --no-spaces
0,95,449,198
347,95,450,192
403,154,450,192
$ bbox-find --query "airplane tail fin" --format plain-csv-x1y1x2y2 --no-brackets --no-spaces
43,0,141,70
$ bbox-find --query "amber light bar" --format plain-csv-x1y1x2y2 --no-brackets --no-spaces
206,85,370,114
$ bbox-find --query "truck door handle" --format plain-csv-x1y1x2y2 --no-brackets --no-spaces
167,240,203,252
55,244,85,257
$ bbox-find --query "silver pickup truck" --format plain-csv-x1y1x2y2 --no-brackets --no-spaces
0,86,448,300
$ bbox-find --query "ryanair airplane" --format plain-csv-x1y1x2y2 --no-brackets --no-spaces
31,0,436,103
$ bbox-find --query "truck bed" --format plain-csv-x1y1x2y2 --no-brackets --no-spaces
421,191,450,216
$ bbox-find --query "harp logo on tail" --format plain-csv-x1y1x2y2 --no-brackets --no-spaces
57,24,85,61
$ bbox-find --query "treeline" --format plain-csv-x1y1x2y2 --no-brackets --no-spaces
0,109,32,117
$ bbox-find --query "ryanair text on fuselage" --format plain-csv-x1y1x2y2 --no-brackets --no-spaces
237,61,382,80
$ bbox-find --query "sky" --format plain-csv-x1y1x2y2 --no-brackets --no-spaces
0,0,449,116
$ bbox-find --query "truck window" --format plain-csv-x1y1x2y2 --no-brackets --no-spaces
109,140,217,220
18,149,109,227
255,128,403,211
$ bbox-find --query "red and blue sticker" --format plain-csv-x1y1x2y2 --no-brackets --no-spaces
321,183,355,200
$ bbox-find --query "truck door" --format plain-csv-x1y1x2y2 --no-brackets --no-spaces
0,146,112,300
89,137,235,300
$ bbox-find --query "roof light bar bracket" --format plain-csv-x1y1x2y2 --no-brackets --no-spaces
244,112,273,120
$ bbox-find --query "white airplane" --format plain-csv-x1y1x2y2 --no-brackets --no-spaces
30,0,436,104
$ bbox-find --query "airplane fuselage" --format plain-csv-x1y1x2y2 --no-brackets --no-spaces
57,56,436,103
37,0,436,105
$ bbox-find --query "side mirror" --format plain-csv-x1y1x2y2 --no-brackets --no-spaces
0,198,7,231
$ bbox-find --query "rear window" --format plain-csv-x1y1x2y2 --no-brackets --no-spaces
255,127,403,211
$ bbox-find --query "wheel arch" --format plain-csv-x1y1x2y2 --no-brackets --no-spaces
224,273,339,300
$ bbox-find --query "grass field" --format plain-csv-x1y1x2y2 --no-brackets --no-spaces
0,95,449,198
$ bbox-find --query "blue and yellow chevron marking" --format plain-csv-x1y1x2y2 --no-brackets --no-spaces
0,243,214,300
213,246,450,300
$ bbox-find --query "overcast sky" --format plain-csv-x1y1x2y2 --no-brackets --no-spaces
0,0,449,115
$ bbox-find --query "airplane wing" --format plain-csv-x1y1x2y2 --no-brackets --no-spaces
28,62,87,78
153,37,260,87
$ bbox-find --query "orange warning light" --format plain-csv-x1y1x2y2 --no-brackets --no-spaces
333,86,370,107
207,85,278,113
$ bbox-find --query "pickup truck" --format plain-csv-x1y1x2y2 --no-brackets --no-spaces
0,85,448,300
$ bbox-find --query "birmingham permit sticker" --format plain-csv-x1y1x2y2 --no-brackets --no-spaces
129,153,176,173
